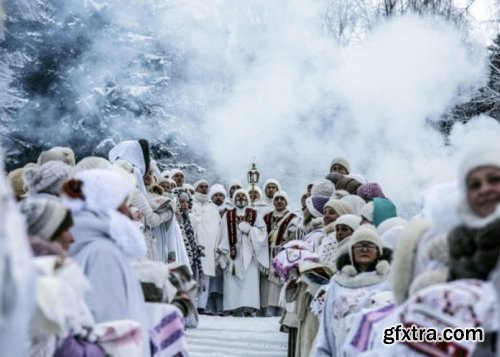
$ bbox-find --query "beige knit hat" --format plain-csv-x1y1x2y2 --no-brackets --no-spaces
329,157,350,174
324,198,353,216
348,224,383,263
7,168,26,199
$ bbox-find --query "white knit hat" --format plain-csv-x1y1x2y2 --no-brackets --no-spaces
376,217,408,237
273,190,289,204
456,145,500,227
160,170,171,178
360,201,374,223
341,194,366,215
20,198,69,240
209,184,227,199
349,224,383,263
458,145,500,195
311,178,336,197
330,157,350,174
263,179,281,192
334,214,362,232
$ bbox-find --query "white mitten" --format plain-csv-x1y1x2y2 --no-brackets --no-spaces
238,221,251,234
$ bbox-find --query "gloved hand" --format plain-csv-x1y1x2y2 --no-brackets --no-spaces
238,221,251,234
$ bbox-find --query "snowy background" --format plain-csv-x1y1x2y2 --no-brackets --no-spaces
0,0,499,215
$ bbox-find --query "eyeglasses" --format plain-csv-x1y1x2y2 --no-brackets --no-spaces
353,242,377,251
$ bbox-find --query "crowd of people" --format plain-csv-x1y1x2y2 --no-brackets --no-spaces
1,138,500,357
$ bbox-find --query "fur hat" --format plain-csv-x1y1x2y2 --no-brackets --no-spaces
209,184,226,199
233,188,250,205
324,198,353,216
341,194,366,215
37,147,76,167
7,168,26,199
348,225,383,263
334,214,362,232
357,183,386,202
273,190,289,204
20,199,69,240
335,177,362,194
329,157,350,174
306,196,330,218
311,179,336,197
160,170,171,179
264,179,281,192
74,156,111,173
64,169,135,214
23,161,71,195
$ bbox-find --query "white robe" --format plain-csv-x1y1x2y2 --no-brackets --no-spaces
191,196,221,277
216,207,269,311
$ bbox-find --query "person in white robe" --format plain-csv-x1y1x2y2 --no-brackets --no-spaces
259,179,281,214
261,191,300,316
190,179,222,313
216,189,269,316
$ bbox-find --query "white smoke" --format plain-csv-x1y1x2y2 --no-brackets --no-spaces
169,5,489,214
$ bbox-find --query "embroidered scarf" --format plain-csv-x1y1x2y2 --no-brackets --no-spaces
226,207,257,260
178,212,204,283
264,211,297,250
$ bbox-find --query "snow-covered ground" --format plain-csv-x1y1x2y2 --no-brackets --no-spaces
186,316,288,356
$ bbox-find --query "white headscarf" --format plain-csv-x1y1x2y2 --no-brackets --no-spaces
108,140,148,196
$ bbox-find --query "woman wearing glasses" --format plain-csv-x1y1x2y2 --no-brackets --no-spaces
313,225,392,356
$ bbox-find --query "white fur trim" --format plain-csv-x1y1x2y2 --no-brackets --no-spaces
391,218,432,305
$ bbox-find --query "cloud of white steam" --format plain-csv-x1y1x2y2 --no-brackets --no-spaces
168,4,490,215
